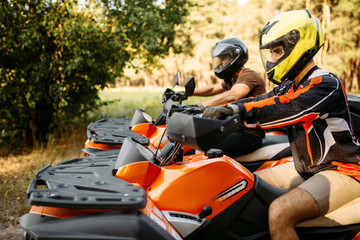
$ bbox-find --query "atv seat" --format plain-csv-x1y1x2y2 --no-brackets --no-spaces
233,132,291,163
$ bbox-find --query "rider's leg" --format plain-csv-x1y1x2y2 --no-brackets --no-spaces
268,188,319,240
255,168,281,187
256,161,304,188
265,168,360,239
256,162,316,239
298,170,360,215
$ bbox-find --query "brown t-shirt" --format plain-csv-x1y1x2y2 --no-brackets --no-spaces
221,68,266,97
221,68,266,138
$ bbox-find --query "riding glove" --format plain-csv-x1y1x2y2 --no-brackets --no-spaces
202,104,239,119
195,103,206,112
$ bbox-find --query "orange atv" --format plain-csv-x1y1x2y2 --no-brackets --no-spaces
21,112,360,240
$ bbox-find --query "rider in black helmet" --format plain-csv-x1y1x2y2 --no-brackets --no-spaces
193,37,265,108
213,37,249,88
192,37,266,157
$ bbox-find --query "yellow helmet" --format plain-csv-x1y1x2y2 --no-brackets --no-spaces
259,10,324,84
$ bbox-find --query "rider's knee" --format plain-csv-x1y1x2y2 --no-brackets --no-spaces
268,197,286,223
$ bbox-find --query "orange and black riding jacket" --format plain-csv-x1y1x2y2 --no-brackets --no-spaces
233,67,360,181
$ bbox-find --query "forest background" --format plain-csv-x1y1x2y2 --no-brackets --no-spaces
126,0,360,91
0,0,359,238
1,0,360,150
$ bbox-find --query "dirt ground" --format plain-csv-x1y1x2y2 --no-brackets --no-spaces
0,222,23,240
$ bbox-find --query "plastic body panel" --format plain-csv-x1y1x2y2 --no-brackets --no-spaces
147,154,254,218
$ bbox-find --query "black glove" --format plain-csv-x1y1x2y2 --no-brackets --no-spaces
161,88,175,103
189,102,205,112
202,105,239,119
172,91,187,102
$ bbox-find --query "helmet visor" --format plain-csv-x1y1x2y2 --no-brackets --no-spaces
213,52,234,72
260,44,286,72
260,30,300,73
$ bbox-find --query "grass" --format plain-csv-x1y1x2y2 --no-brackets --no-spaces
0,124,86,225
93,87,165,119
0,87,207,228
91,87,205,120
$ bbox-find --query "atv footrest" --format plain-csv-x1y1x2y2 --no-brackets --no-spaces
26,152,147,209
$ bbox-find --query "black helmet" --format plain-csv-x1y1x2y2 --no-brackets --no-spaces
212,37,248,81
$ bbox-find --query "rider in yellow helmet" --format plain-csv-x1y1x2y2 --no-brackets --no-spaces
259,9,324,85
203,10,360,239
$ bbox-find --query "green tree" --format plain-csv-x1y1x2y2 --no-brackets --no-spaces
0,0,193,150
326,0,360,91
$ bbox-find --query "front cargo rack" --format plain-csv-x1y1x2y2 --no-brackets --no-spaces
26,150,147,209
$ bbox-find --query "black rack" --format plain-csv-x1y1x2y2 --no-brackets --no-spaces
27,151,147,209
87,117,150,146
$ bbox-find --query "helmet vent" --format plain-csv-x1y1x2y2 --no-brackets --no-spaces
305,9,312,18
260,20,279,36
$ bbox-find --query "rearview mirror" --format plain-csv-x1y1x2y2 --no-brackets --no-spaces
184,76,195,96
173,71,182,88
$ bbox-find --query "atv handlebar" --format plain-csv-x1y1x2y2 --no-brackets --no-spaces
154,99,203,125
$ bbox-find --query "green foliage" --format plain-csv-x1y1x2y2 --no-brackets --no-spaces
327,0,360,89
0,0,193,150
1,0,359,154
135,0,273,90
146,0,360,92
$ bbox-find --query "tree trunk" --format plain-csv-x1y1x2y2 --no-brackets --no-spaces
320,0,331,67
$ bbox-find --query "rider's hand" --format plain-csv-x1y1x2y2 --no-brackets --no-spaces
202,104,239,119
189,103,205,112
